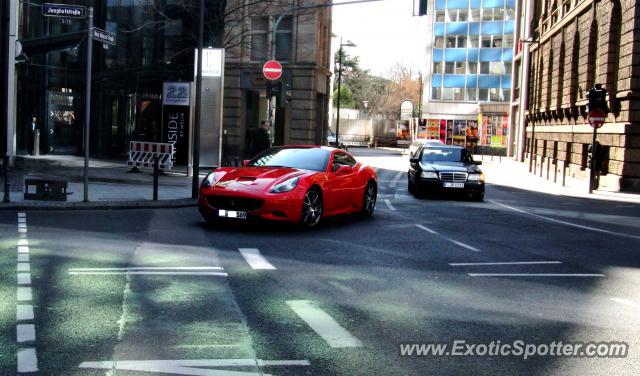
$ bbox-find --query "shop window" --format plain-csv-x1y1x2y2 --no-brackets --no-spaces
251,16,269,61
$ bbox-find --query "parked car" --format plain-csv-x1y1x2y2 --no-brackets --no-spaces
409,138,444,158
407,145,484,200
327,129,346,149
198,146,377,227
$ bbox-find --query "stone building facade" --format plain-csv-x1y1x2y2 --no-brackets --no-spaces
517,0,640,192
222,0,332,162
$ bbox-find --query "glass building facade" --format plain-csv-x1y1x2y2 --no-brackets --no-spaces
15,0,222,157
430,0,515,103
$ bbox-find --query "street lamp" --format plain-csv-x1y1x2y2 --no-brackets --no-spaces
335,37,356,149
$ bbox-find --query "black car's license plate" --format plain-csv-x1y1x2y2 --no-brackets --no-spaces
218,210,247,219
443,182,465,188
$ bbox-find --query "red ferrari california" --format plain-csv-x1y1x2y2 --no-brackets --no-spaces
198,146,377,227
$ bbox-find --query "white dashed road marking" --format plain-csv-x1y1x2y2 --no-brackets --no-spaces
68,266,227,276
389,171,404,188
79,358,310,374
17,324,36,343
16,213,38,373
238,248,277,270
416,224,480,252
17,348,38,373
17,305,34,321
287,300,362,348
610,298,640,309
449,261,562,266
468,273,605,277
384,199,396,211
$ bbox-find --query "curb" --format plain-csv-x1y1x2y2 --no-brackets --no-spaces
0,198,197,211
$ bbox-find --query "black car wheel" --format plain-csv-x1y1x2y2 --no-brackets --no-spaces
361,180,377,217
471,192,485,201
408,176,416,195
300,188,323,227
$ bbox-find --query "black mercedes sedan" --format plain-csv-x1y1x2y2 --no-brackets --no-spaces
407,145,485,200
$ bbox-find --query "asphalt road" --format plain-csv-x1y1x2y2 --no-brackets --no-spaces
1,148,639,375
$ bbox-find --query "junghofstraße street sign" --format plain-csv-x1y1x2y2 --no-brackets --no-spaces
42,3,86,18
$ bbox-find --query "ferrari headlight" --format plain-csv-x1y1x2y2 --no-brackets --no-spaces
468,173,484,182
201,172,216,187
420,171,439,179
270,177,299,193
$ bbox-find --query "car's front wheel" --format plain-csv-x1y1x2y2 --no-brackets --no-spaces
300,188,323,227
361,180,377,216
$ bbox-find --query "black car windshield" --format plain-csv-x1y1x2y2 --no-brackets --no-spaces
249,147,330,171
421,147,464,163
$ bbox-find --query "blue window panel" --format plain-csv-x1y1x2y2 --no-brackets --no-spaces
467,48,479,61
433,49,444,62
483,0,505,8
434,23,445,36
479,48,502,62
447,0,469,8
466,75,478,88
506,0,516,8
443,75,466,88
444,49,468,62
469,22,481,35
478,75,501,89
502,75,512,89
504,20,515,34
435,0,447,9
432,75,443,87
502,48,514,62
447,22,468,35
470,0,482,8
481,21,504,35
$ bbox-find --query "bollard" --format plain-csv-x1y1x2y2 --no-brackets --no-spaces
153,156,159,201
34,130,40,156
3,154,10,203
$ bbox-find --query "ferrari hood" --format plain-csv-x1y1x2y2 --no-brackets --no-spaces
213,166,308,191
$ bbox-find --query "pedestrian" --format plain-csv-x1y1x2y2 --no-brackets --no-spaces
252,121,272,156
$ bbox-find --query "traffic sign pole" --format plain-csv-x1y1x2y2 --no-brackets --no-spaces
83,7,93,202
589,126,598,194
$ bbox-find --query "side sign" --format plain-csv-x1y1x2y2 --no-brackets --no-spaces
92,28,117,46
42,3,86,18
162,82,191,164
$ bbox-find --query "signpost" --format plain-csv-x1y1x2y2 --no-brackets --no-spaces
588,109,605,129
263,60,283,81
91,28,116,46
587,108,605,194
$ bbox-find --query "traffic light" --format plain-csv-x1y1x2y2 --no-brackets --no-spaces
267,80,282,97
587,84,609,114
587,141,602,170
417,0,428,16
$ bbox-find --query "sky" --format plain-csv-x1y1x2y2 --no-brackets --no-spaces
331,0,429,78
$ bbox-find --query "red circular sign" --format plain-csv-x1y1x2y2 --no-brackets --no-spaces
588,109,606,129
263,60,283,80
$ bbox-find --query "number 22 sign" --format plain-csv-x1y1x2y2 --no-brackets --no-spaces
162,82,191,107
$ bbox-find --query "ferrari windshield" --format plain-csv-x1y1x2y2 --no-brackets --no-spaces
421,147,463,163
249,147,330,171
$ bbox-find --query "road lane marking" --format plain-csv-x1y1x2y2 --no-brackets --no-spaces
18,239,28,246
17,305,34,321
17,348,38,373
17,287,32,301
286,300,362,348
468,273,605,277
68,266,224,271
69,271,228,276
389,171,404,188
17,324,36,343
238,248,276,270
18,254,29,262
450,261,562,266
18,223,27,228
415,224,480,252
18,228,27,233
17,273,31,285
18,213,26,218
17,246,29,254
17,263,30,272
18,218,26,223
384,199,396,211
490,200,640,240
79,358,310,374
610,298,640,309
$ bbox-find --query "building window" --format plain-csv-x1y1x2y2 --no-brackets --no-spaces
505,8,515,20
436,10,446,22
453,88,463,101
251,16,269,61
504,35,514,48
466,88,477,101
482,8,506,21
479,89,489,101
275,15,293,61
448,9,468,22
455,62,465,74
435,36,444,48
489,88,501,101
480,62,490,74
433,61,443,74
442,88,454,100
446,35,466,48
502,89,511,102
470,9,481,21
468,62,478,74
432,87,442,100
490,61,504,74
481,36,492,48
504,63,512,75
468,36,479,48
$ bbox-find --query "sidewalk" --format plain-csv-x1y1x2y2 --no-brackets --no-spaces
0,155,198,210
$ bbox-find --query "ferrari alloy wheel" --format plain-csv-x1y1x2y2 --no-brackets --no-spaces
362,180,377,217
301,188,323,227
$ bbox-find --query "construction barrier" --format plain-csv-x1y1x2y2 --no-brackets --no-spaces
127,141,174,170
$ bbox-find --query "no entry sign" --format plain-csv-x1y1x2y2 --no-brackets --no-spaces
588,109,606,129
263,60,283,81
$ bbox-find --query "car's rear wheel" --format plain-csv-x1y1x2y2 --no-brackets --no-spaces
300,188,323,227
361,180,377,216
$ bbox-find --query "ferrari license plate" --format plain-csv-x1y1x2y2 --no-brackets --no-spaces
443,182,465,188
218,210,247,219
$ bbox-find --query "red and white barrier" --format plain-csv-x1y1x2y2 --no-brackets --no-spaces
127,141,174,170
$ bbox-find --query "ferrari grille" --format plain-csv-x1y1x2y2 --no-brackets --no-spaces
206,196,264,211
439,172,468,182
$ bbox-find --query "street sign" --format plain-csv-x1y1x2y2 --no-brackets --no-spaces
263,60,283,80
42,3,86,18
588,109,606,129
92,28,116,46
400,100,414,121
